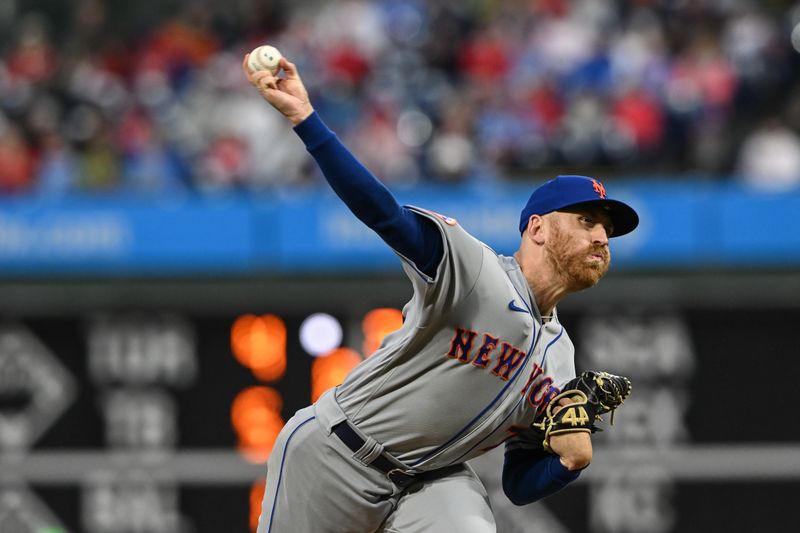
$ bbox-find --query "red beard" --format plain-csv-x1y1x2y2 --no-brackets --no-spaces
545,222,610,290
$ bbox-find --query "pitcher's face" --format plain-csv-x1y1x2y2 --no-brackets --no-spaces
544,206,613,290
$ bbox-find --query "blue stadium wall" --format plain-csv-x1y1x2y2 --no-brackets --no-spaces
1,180,799,276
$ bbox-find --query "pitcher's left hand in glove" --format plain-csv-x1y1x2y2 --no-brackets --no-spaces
537,371,632,453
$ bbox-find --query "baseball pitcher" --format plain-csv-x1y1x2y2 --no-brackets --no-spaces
243,52,637,533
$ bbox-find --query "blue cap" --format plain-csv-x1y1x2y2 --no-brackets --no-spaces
519,175,639,237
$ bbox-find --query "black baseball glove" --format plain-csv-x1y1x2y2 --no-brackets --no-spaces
536,370,632,453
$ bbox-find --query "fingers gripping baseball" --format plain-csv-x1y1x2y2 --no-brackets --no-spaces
242,53,314,125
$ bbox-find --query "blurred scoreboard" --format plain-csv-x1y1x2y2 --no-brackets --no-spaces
1,288,799,533
0,306,403,533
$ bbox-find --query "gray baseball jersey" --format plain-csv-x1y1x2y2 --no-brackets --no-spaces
257,206,578,533
335,206,577,469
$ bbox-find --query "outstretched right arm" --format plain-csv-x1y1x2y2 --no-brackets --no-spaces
243,54,443,278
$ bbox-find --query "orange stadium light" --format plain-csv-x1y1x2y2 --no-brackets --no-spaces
250,479,266,532
310,348,363,402
231,386,285,463
361,308,403,357
231,314,287,382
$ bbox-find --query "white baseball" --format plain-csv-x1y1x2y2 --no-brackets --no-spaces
247,45,282,74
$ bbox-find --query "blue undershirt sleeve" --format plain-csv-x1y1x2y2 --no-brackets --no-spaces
502,448,583,505
293,112,443,278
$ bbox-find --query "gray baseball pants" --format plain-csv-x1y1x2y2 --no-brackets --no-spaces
256,390,496,533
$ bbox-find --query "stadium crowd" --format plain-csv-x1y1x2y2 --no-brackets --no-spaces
2,0,800,196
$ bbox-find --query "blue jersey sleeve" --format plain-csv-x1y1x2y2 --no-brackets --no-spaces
293,112,443,278
502,447,583,506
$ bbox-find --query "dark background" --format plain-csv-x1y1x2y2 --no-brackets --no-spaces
5,293,796,532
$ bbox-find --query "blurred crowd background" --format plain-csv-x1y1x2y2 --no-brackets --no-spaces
3,0,800,197
1,4,799,532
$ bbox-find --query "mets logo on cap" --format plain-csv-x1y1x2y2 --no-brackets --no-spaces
591,178,606,199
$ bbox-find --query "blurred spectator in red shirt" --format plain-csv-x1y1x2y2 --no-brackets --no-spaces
612,87,665,150
6,14,57,84
0,125,35,193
